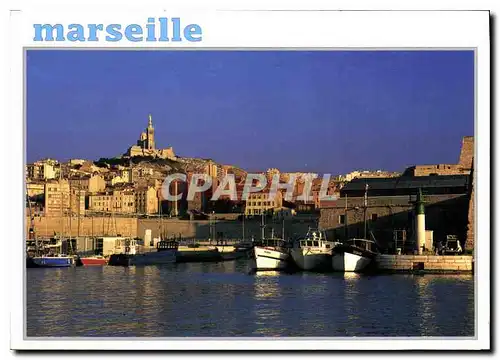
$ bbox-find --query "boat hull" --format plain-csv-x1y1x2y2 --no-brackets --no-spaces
130,249,177,265
80,257,108,266
27,256,73,268
107,254,131,266
108,250,177,266
254,246,289,270
290,250,332,271
175,249,221,263
332,252,372,272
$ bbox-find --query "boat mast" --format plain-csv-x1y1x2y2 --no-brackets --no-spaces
159,196,162,241
77,185,81,238
91,214,94,255
344,193,348,239
363,183,368,239
242,213,245,241
59,165,64,255
260,212,265,240
69,187,72,254
27,194,37,256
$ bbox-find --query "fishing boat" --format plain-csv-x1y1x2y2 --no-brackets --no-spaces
130,240,179,265
108,239,178,266
107,238,139,266
332,183,378,272
332,238,378,272
254,237,291,271
290,229,337,272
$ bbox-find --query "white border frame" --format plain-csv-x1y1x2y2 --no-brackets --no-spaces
7,2,490,351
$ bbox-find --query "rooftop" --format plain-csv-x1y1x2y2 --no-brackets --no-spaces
341,175,470,192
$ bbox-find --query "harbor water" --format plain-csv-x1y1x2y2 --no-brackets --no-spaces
26,259,474,337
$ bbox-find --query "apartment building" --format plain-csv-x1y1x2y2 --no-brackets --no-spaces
244,190,283,216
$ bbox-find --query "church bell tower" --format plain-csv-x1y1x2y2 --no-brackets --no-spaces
146,114,155,150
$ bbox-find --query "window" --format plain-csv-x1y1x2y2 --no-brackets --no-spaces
338,214,345,224
313,241,319,247
306,241,313,247
371,214,378,222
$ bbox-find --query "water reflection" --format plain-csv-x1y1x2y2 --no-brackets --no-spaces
252,270,283,336
26,261,475,337
414,275,437,336
342,272,362,336
343,272,361,281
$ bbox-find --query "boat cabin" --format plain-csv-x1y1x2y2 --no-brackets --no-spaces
102,236,138,256
345,238,377,252
157,240,179,251
261,238,290,249
296,229,336,249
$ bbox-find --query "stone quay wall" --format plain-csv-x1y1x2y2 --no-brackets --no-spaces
376,254,473,273
27,216,316,241
28,216,138,238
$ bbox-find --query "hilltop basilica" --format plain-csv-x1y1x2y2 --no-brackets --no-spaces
124,115,176,160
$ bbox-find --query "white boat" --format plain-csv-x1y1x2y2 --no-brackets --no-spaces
332,239,377,273
254,238,291,271
290,229,338,272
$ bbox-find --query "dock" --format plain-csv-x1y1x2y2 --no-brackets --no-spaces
375,254,474,274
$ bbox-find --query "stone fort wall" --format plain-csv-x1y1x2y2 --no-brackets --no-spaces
27,216,316,241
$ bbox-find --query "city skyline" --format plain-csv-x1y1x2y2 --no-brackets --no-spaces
27,50,474,173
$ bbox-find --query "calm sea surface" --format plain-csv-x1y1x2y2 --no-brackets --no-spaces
26,260,474,337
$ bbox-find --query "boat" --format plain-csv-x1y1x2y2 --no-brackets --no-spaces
27,254,74,268
290,229,337,272
253,237,291,271
332,183,378,272
129,240,178,265
79,255,108,266
108,239,178,266
332,238,378,272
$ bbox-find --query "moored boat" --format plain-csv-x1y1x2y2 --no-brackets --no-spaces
79,256,108,266
107,238,139,266
332,239,378,273
129,240,178,265
290,229,337,272
254,238,291,271
27,254,74,268
108,239,178,266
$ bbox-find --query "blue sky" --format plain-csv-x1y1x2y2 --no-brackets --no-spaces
27,50,474,174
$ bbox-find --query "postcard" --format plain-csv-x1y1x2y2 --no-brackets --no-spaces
7,1,491,352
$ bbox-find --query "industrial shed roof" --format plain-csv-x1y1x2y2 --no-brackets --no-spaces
341,175,470,192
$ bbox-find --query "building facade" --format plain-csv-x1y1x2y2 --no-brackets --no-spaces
26,181,45,199
135,186,159,215
26,159,58,180
88,174,106,194
70,188,86,216
244,191,283,216
44,179,70,217
88,187,136,214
